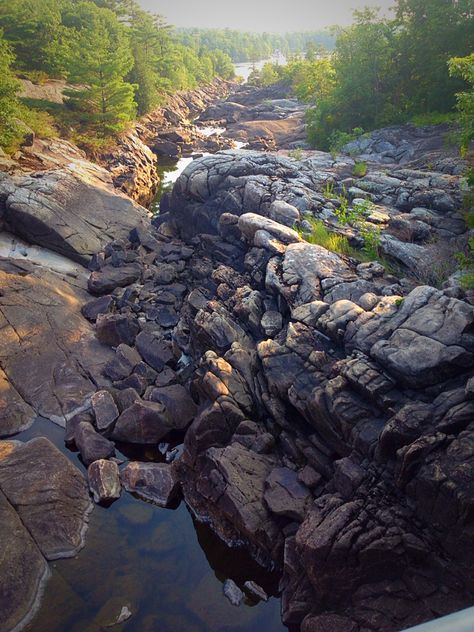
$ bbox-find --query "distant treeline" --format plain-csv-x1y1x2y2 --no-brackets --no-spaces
249,1,474,154
175,28,336,63
0,0,236,151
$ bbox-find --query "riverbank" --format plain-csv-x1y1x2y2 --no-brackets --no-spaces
0,76,473,632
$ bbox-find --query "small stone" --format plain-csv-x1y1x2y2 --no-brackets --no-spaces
268,200,300,227
223,579,244,606
75,421,115,466
297,465,322,489
81,295,113,322
121,462,180,507
88,460,121,504
244,581,268,602
115,606,132,625
135,331,174,371
264,467,311,521
115,387,140,412
96,313,139,347
91,390,119,433
261,310,283,337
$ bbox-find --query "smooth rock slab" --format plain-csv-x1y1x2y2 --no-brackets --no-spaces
0,437,92,560
88,459,121,504
0,258,113,426
121,461,180,507
0,487,50,632
0,167,149,265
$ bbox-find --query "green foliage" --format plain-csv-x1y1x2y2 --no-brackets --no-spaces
0,31,56,153
410,111,457,126
288,148,303,160
0,32,24,153
298,2,473,149
175,29,335,64
298,218,355,256
63,2,136,136
353,161,368,177
0,0,73,77
0,0,238,141
449,53,474,156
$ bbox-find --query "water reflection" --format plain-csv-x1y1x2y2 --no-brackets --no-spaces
18,420,287,632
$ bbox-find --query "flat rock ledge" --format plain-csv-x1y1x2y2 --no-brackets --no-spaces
0,437,92,631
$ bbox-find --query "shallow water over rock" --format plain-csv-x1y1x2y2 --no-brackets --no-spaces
19,419,286,632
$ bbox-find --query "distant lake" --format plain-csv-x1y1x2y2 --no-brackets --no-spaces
234,53,287,82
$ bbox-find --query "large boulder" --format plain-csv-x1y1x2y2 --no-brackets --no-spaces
121,461,180,507
0,437,92,559
168,151,354,239
0,163,149,265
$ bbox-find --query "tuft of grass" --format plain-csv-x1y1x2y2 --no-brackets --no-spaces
288,147,303,161
20,106,56,139
298,218,355,256
353,161,368,177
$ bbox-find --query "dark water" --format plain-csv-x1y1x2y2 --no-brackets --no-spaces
149,156,195,215
19,420,286,632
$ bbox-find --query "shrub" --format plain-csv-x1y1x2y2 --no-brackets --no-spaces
353,161,368,177
298,217,355,256
288,147,303,160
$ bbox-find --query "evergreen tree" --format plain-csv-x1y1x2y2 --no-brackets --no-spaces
0,0,69,76
64,2,136,135
0,32,24,152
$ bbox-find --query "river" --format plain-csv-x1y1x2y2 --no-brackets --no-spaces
22,419,286,632
22,71,293,632
234,53,287,82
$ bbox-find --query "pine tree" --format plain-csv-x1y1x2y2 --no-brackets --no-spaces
0,31,24,152
64,2,136,136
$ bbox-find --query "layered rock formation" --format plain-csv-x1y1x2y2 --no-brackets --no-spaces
1,78,473,632
199,82,307,150
39,146,472,630
164,150,469,284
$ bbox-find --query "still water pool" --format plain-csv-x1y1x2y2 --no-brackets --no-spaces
20,420,287,632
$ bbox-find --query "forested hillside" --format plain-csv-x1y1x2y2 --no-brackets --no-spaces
175,28,335,62
0,0,235,153
250,1,473,152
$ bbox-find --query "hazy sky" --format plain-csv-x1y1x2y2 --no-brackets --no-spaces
139,0,396,31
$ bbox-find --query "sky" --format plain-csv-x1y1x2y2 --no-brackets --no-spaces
139,0,397,32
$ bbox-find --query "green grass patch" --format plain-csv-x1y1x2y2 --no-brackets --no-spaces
298,218,355,256
352,161,368,177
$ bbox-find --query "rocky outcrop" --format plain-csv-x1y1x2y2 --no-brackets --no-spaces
165,150,468,280
1,85,473,632
199,81,307,150
96,78,235,205
0,155,149,265
342,123,465,170
58,171,474,631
